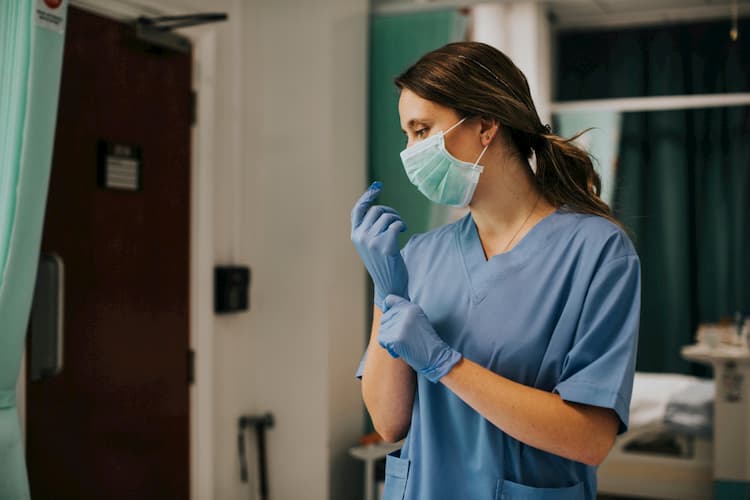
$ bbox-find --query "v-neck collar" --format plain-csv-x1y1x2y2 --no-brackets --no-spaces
456,207,564,304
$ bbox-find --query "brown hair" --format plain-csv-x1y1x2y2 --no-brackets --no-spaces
394,41,617,226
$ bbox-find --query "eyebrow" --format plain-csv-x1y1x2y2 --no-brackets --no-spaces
400,118,432,134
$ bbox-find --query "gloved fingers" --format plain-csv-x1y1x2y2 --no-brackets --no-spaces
380,293,411,318
380,303,401,324
360,204,399,231
380,306,396,322
369,212,402,236
351,181,382,228
384,219,407,239
384,294,408,311
359,205,386,232
377,205,403,219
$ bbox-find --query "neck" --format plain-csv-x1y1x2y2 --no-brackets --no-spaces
468,149,556,246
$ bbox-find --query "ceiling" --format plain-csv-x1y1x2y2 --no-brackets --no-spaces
372,0,750,30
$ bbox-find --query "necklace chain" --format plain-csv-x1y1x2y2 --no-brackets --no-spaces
503,193,541,253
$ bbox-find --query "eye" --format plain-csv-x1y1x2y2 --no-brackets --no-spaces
415,128,428,138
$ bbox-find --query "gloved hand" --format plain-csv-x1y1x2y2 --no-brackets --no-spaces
350,181,409,310
378,295,462,383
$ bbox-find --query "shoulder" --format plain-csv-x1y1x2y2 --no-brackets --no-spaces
400,215,467,258
554,209,637,263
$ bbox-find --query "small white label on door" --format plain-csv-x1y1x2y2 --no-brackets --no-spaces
35,0,67,34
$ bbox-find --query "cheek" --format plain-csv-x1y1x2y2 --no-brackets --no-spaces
444,132,479,163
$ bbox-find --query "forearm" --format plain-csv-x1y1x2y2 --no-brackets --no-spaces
441,357,617,466
361,310,416,442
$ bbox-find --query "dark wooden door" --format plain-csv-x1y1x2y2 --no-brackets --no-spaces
26,7,191,500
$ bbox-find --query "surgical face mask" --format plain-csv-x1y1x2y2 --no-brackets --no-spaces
399,117,489,208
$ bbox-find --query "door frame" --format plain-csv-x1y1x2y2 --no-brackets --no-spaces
17,1,218,498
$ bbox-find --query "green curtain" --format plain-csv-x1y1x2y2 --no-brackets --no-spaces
368,9,468,244
0,1,68,497
556,19,750,375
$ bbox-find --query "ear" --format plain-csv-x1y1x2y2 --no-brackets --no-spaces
479,117,499,147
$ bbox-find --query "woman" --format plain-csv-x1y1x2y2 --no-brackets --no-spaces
350,41,640,500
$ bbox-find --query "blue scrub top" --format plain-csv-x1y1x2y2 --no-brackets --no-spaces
356,207,641,500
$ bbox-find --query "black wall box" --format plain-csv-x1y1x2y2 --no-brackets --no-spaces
215,266,250,314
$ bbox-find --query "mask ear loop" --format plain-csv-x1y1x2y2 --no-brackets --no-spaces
472,143,490,169
444,116,490,169
443,116,467,135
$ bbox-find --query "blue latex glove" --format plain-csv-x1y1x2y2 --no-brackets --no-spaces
378,294,462,383
350,182,409,310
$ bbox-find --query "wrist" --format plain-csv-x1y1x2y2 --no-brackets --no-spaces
374,290,386,311
422,346,462,383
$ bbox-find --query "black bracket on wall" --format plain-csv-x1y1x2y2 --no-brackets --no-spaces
238,413,275,500
134,13,228,54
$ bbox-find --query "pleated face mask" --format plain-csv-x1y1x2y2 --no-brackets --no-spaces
399,117,489,208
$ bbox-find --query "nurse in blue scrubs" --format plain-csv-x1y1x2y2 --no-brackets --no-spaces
351,41,641,500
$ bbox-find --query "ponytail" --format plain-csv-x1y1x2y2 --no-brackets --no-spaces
531,127,619,226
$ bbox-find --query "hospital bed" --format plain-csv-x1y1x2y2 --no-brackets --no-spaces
597,372,715,499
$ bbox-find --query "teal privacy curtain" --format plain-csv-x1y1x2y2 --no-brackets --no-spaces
368,9,468,244
556,19,750,375
0,0,68,497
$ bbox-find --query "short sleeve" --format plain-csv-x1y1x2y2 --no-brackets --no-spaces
355,347,368,380
552,253,641,435
356,234,418,380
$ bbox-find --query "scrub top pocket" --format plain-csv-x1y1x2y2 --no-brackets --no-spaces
496,478,585,500
382,449,411,500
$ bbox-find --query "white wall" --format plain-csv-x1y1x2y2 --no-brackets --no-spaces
210,1,368,499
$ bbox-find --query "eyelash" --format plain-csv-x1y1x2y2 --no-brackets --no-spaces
415,128,428,138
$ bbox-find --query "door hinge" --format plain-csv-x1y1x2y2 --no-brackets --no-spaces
188,349,195,385
190,89,197,127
